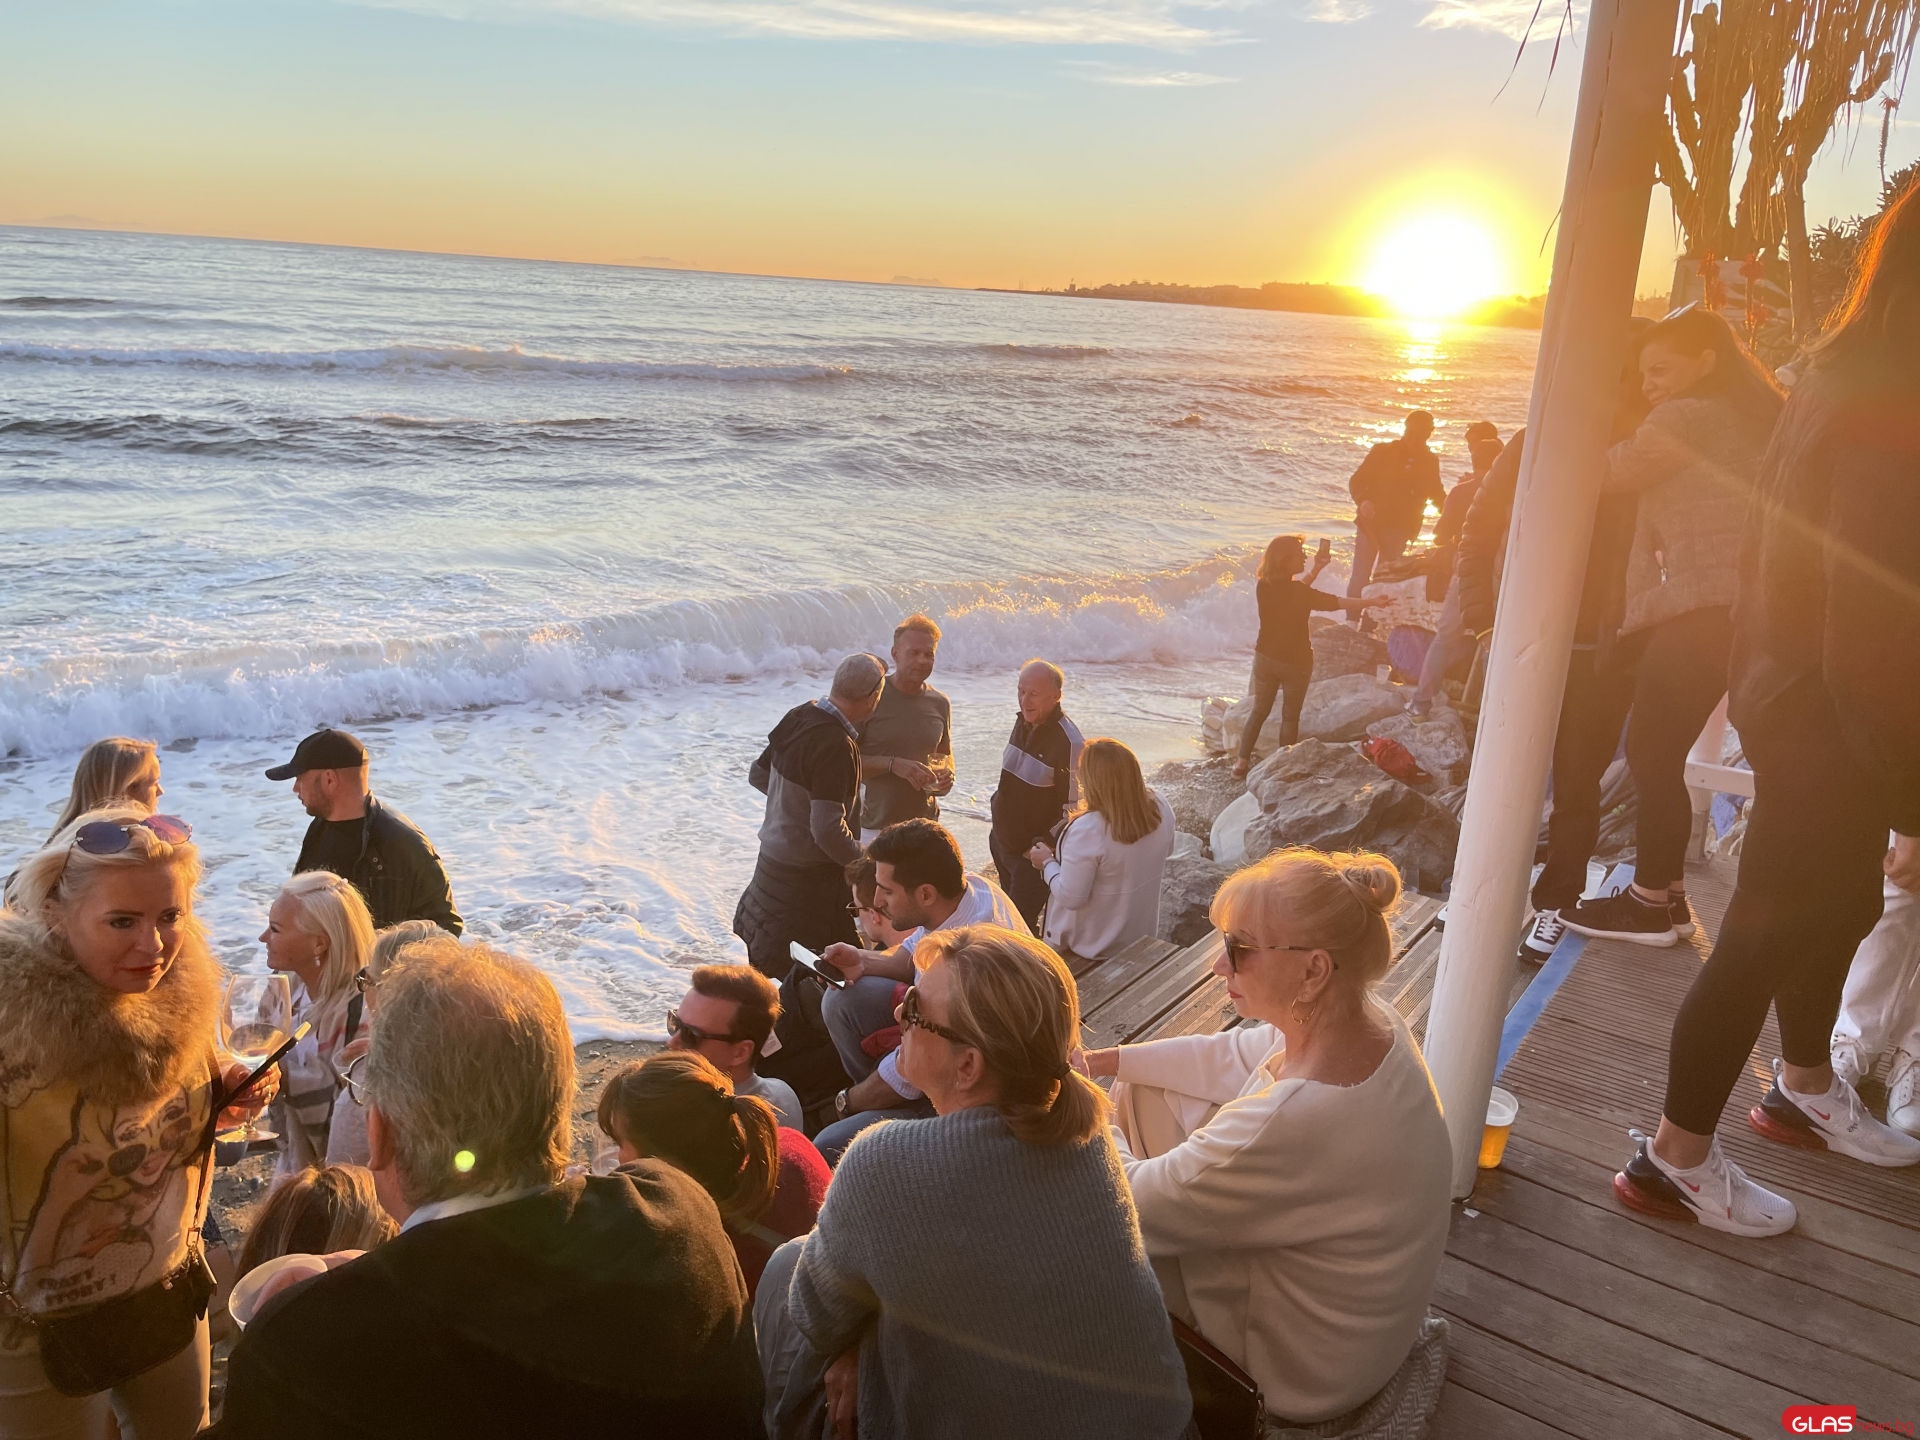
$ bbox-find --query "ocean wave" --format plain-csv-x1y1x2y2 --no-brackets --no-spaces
2,295,118,309
0,341,852,382
0,410,648,460
986,343,1111,358
0,556,1260,757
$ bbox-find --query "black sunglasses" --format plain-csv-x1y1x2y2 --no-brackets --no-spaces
899,986,972,1047
667,1009,747,1046
1222,936,1336,974
72,814,192,854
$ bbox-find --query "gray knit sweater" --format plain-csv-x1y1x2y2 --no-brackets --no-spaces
788,1106,1192,1440
1604,395,1768,637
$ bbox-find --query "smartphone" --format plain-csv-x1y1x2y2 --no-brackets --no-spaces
221,1020,311,1108
789,941,848,989
1315,537,1332,565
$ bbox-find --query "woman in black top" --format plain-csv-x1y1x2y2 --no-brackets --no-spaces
1233,535,1388,779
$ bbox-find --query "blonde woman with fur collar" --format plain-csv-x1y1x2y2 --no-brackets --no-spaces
0,808,272,1439
259,871,375,1179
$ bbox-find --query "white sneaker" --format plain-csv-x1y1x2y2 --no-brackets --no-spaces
1614,1129,1796,1237
1888,1052,1920,1139
1751,1059,1920,1167
1830,1033,1869,1090
1519,909,1565,962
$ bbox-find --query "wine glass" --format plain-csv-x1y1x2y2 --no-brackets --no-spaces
218,973,292,1146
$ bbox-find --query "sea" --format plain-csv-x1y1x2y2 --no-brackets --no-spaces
0,225,1540,1041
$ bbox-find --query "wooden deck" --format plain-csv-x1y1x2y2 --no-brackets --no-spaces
1079,857,1920,1439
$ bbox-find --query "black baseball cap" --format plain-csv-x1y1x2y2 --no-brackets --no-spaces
265,728,368,781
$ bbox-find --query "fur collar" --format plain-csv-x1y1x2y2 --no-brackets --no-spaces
0,911,223,1107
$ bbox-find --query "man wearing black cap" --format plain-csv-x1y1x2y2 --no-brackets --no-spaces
267,728,463,935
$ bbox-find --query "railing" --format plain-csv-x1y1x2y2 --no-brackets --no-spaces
1684,695,1754,861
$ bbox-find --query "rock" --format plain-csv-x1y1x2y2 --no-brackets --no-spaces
1365,708,1472,784
1296,674,1407,743
1243,738,1460,890
1210,791,1264,869
1160,852,1232,946
1308,616,1388,680
1169,831,1203,863
1151,759,1247,840
1200,696,1235,753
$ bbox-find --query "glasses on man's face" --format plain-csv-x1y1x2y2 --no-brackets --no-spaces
899,986,972,1047
1222,936,1336,974
666,1009,745,1047
343,1053,367,1107
353,968,376,996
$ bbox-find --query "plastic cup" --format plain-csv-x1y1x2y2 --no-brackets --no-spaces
1375,663,1393,685
1479,1087,1519,1169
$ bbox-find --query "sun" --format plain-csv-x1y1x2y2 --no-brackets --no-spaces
1365,214,1506,319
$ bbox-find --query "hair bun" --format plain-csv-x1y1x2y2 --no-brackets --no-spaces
1339,858,1401,914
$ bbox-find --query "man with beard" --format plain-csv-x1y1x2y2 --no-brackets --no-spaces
266,727,461,934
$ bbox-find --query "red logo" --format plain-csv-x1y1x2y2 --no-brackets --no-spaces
1783,1407,1855,1434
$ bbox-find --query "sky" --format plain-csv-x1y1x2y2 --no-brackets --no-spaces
2,0,1914,297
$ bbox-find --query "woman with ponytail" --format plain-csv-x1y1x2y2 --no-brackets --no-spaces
1081,848,1451,1426
596,1051,828,1299
756,925,1190,1440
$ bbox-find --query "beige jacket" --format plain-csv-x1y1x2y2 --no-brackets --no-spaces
1112,1005,1452,1423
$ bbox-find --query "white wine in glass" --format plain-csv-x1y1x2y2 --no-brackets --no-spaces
219,973,292,1144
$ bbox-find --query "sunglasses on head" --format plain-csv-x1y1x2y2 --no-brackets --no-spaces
667,1009,746,1047
899,985,972,1047
72,815,192,855
1222,935,1336,974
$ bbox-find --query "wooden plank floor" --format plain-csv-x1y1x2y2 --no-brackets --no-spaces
1434,857,1920,1439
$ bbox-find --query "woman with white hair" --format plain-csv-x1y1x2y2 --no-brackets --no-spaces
0,808,271,1437
1079,848,1452,1427
260,871,375,1176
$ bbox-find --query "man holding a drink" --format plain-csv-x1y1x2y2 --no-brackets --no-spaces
857,615,954,846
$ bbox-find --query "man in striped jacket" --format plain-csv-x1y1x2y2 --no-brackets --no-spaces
989,659,1083,932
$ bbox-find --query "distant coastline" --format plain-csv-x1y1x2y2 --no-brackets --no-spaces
978,280,1548,331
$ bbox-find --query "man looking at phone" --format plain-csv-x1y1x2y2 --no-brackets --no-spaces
732,653,885,979
813,820,1026,1160
668,966,804,1130
858,615,954,846
989,660,1082,932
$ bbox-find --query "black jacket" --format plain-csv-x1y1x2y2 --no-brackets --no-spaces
990,705,1084,852
1349,439,1446,538
1454,428,1636,655
1731,360,1920,834
294,796,462,935
747,699,862,869
213,1168,763,1440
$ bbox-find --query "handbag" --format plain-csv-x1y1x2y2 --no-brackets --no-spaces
1171,1315,1266,1440
0,1069,223,1397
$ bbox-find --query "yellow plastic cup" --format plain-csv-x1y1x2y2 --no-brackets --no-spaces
1479,1087,1519,1169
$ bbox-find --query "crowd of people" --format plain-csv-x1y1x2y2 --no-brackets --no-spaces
0,182,1912,1437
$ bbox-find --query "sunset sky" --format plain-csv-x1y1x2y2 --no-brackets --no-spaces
3,0,1913,297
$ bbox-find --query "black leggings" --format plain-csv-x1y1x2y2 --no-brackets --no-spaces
1238,653,1313,764
1662,691,1889,1134
1533,646,1637,912
1620,605,1735,891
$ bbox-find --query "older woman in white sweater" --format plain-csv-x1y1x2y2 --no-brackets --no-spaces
1027,738,1176,962
1078,847,1452,1426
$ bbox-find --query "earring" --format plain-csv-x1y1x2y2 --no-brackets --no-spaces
1289,994,1315,1028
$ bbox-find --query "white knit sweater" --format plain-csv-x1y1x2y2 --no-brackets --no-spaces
1112,1003,1452,1423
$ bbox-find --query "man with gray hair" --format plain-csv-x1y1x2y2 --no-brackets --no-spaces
217,939,762,1438
990,658,1083,931
733,653,886,979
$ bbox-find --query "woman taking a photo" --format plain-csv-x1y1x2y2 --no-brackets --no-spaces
1562,309,1784,946
1080,848,1451,1427
596,1050,829,1300
1,808,269,1438
1028,738,1176,962
259,870,374,1176
756,925,1190,1440
1233,535,1388,780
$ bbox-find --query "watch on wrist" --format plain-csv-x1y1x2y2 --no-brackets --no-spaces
834,1088,851,1118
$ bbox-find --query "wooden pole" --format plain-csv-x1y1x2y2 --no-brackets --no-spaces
1422,0,1680,1198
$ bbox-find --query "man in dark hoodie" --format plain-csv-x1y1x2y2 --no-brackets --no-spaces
213,939,762,1440
1346,409,1446,602
990,659,1083,932
732,652,887,978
